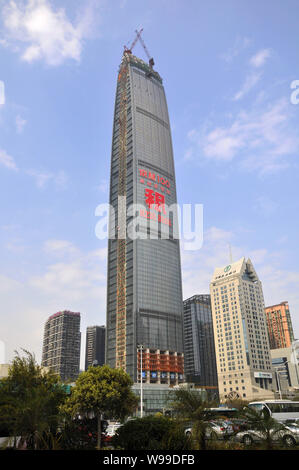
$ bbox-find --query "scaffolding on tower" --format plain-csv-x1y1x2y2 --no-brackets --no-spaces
115,55,129,371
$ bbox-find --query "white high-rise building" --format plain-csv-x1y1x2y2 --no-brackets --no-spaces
210,257,275,402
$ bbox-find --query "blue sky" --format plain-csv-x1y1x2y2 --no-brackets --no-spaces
0,0,298,368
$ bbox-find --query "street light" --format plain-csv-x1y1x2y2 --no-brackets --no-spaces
137,344,144,418
274,369,283,400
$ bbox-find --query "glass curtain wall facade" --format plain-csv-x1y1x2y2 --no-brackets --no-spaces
183,295,218,390
106,52,184,385
85,325,106,370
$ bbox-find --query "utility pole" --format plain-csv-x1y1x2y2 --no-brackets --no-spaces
275,369,282,400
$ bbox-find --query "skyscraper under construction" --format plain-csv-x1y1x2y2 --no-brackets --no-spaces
42,310,81,382
105,34,184,385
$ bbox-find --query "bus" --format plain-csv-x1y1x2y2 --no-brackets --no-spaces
206,407,238,419
248,400,299,422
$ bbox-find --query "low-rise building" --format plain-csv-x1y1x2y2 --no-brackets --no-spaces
271,341,299,398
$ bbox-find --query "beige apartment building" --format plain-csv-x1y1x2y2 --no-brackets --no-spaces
210,257,275,402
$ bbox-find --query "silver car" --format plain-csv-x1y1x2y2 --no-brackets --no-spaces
185,420,234,440
235,423,299,447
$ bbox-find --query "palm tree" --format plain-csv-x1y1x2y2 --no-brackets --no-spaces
169,388,217,450
239,405,286,449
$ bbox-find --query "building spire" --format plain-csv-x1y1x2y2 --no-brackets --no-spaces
228,244,233,264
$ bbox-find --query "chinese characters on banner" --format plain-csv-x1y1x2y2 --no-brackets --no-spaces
139,168,171,226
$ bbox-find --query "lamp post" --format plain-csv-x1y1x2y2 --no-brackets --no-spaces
137,344,144,418
274,369,282,400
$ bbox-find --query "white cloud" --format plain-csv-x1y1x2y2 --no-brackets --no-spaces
232,48,271,101
16,114,26,133
233,71,262,101
0,148,68,189
183,148,193,161
54,170,68,189
30,262,97,295
96,178,109,194
250,48,272,68
5,239,26,253
0,274,22,293
0,148,18,170
30,241,107,300
26,169,68,189
186,99,298,175
220,36,251,63
1,232,299,369
206,226,234,243
202,127,243,161
0,240,107,367
26,169,52,187
89,247,107,261
43,239,78,255
181,227,299,340
181,226,237,298
1,0,98,66
254,196,278,216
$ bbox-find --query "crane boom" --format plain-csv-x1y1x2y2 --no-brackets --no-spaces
136,29,154,69
123,28,155,69
123,28,143,54
130,28,143,52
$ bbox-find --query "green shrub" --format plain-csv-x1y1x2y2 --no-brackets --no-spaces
112,415,192,450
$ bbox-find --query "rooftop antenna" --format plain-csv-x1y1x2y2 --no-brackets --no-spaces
229,244,233,264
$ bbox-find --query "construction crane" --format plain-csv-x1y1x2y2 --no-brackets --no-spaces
124,28,155,69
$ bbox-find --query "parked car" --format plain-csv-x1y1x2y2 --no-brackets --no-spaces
227,418,249,433
234,423,299,447
185,420,234,440
206,420,234,440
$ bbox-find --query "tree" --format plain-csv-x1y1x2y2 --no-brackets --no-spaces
61,365,138,449
224,398,249,410
239,405,286,449
57,416,98,450
112,415,191,450
168,388,217,450
0,350,67,449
